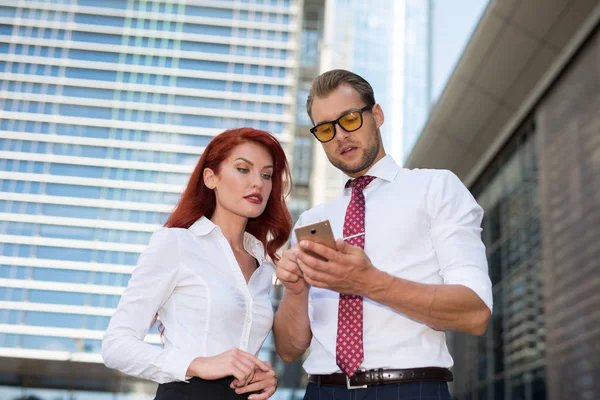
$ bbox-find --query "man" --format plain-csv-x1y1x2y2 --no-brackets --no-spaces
273,69,492,400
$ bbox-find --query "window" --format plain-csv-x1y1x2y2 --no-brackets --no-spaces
25,311,85,329
58,104,112,119
78,0,127,9
65,67,117,82
74,13,124,27
46,183,102,199
63,86,114,100
185,6,234,19
49,163,104,179
182,23,232,37
69,49,120,63
0,6,16,18
71,31,122,45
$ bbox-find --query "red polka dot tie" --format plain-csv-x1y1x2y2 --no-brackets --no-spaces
336,175,376,377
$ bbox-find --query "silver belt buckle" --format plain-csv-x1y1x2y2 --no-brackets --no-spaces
346,368,368,390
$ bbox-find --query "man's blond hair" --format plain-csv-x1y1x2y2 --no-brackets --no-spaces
306,69,376,122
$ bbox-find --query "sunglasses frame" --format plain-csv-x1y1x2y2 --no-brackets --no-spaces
309,104,374,143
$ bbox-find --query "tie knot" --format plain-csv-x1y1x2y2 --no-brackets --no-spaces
346,175,376,192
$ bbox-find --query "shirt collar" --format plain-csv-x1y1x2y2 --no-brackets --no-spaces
344,154,401,186
188,216,268,263
188,216,219,236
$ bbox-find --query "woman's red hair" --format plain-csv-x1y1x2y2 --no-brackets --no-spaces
164,127,292,261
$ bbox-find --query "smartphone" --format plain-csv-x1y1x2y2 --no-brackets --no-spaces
294,219,337,262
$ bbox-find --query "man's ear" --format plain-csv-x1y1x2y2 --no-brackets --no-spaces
372,104,384,129
203,168,217,189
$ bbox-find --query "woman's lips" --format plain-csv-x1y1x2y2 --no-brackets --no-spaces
244,194,263,204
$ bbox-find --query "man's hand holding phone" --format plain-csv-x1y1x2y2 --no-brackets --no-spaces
276,220,336,295
291,220,378,296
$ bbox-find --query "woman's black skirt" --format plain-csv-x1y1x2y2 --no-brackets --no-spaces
154,376,258,400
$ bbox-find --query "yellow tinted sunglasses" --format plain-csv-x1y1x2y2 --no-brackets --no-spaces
309,105,374,143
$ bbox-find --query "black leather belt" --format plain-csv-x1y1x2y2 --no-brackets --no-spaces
308,367,453,389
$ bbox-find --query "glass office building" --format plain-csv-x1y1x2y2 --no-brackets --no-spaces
0,0,300,398
448,120,546,400
447,23,600,400
401,0,432,162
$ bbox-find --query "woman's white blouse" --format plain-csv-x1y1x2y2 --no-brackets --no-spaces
101,217,275,384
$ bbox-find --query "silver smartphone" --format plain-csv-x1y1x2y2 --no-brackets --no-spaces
294,219,336,262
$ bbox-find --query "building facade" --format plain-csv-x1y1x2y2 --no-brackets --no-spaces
405,0,600,399
0,0,303,398
400,0,432,162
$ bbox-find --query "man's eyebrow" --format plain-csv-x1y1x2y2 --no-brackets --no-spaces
314,108,356,125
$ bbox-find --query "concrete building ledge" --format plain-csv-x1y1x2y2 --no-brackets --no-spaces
404,0,600,187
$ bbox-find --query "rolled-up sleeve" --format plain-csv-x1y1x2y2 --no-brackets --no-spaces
427,170,493,312
101,228,196,383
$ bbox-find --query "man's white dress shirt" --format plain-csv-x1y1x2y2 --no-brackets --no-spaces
101,217,275,384
294,155,493,374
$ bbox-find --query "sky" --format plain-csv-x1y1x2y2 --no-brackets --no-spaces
431,0,491,102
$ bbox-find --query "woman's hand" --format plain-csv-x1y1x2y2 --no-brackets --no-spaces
233,361,278,400
186,348,270,387
276,245,308,295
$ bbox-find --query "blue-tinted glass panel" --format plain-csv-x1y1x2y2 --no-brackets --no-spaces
178,58,228,72
65,67,117,82
36,246,92,262
59,104,112,119
176,77,226,91
39,224,96,241
78,0,127,9
74,13,124,27
171,113,221,128
25,311,85,329
0,333,18,348
69,49,120,63
42,203,98,219
33,267,90,285
1,243,33,258
0,7,16,18
0,309,22,324
85,314,111,330
56,124,110,138
30,268,130,288
22,335,77,352
0,180,42,194
50,163,105,179
0,24,12,35
63,86,114,100
182,23,232,36
185,6,233,19
29,290,87,306
0,288,26,301
0,265,28,279
0,221,35,236
72,31,123,45
174,96,225,109
180,41,230,55
46,183,102,199
53,143,107,158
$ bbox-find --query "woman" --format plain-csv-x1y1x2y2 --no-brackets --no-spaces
102,128,292,400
